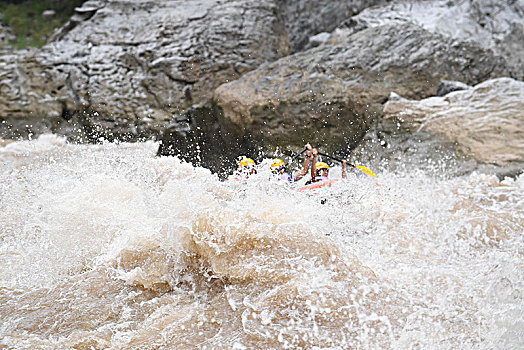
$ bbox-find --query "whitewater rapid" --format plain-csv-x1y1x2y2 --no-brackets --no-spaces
0,135,522,349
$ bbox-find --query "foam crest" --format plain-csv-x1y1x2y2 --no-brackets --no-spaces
1,137,523,349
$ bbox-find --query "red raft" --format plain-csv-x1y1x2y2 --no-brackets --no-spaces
297,179,340,196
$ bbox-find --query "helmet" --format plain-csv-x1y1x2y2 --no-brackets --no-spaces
316,162,329,170
270,158,285,169
239,157,255,168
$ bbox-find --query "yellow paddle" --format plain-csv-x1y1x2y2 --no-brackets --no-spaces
317,152,376,178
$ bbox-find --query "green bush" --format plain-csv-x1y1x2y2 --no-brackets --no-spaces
0,0,85,49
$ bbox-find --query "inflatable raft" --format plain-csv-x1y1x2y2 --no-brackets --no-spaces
297,179,340,196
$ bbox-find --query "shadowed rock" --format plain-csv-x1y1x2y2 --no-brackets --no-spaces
436,80,471,97
282,0,384,52
157,101,259,175
174,23,508,173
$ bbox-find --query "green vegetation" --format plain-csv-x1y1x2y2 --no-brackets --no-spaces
0,0,85,49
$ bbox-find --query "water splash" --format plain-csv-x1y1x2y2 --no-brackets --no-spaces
1,135,522,349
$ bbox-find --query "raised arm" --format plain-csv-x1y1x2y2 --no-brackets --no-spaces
292,144,312,181
310,148,318,182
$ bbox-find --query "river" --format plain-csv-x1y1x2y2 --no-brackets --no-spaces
1,135,522,349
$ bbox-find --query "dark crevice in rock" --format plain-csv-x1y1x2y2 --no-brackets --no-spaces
66,72,82,109
436,80,471,97
106,41,157,47
164,71,197,85
60,102,74,121
141,81,161,108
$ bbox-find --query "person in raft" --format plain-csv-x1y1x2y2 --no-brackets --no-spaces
227,157,256,180
306,148,347,184
270,144,313,182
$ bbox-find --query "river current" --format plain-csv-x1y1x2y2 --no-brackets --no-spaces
0,135,522,349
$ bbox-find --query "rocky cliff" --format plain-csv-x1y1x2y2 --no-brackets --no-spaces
1,0,523,175
1,0,291,140
1,0,380,142
157,0,524,174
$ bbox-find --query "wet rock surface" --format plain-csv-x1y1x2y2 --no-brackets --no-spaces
370,78,524,178
194,22,509,170
0,0,380,143
281,0,384,53
0,0,290,141
340,0,524,80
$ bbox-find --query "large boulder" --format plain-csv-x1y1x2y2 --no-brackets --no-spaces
339,0,524,80
162,22,508,173
0,0,386,142
0,0,290,140
383,78,524,167
281,0,384,53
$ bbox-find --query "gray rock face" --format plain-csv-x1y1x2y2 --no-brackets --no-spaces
182,23,508,170
340,0,524,80
384,78,524,166
0,0,290,140
354,77,524,180
0,0,387,142
281,0,384,52
2,0,523,177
